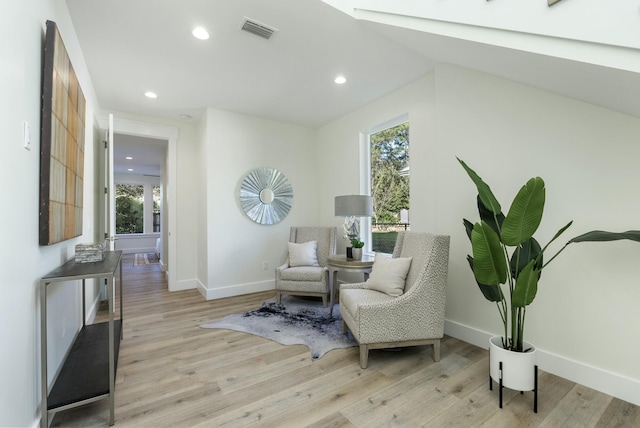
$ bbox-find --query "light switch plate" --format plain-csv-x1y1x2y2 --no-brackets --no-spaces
23,121,31,150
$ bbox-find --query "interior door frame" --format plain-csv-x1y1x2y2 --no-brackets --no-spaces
106,114,115,251
98,115,178,291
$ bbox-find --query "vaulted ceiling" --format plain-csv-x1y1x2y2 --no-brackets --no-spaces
66,0,639,127
66,0,435,128
66,0,639,174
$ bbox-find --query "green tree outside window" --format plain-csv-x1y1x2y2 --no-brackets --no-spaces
370,122,410,253
115,184,144,234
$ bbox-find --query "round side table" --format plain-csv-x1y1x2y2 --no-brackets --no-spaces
327,254,374,317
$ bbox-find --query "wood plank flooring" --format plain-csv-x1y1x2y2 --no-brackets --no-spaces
51,254,640,427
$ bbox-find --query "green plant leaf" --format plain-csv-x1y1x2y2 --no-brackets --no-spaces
510,237,542,279
471,221,508,285
501,177,545,246
477,195,504,236
544,228,640,269
541,221,573,254
568,230,640,244
463,219,474,241
512,260,538,307
458,158,501,214
467,255,503,302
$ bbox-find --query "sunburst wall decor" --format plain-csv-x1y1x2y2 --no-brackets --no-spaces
239,168,293,225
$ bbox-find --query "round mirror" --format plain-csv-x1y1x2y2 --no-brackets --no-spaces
259,188,275,204
239,168,293,225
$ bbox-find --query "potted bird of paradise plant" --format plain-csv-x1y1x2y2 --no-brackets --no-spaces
458,157,640,406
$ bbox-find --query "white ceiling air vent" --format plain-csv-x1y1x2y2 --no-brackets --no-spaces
241,17,277,40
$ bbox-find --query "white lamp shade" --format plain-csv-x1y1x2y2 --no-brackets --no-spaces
334,195,372,217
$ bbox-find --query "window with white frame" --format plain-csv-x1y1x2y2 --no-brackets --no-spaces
115,182,161,234
362,116,410,254
153,185,161,232
115,184,144,234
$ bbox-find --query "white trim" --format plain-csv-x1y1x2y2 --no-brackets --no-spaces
172,278,197,292
117,247,156,255
359,131,372,254
196,279,208,299
199,280,275,300
85,293,101,325
444,319,640,406
115,233,161,238
367,113,409,135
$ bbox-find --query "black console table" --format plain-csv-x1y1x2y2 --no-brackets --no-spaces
40,251,123,427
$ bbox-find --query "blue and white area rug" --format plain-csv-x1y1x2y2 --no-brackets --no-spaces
200,296,356,359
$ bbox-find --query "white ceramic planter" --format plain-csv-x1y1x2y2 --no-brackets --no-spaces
489,335,537,391
352,248,363,261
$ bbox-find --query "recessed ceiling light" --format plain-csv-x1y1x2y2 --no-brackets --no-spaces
334,75,347,85
125,156,133,160
144,91,158,99
127,168,134,172
192,27,210,40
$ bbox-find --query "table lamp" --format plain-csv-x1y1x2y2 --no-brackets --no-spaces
335,195,373,258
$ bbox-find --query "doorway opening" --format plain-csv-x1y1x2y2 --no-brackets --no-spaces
98,116,178,291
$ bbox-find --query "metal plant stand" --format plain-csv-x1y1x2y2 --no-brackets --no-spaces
489,356,538,413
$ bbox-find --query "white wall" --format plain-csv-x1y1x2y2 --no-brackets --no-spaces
316,76,437,240
0,1,101,426
196,115,209,289
172,116,199,289
317,66,640,405
200,109,319,299
434,63,640,404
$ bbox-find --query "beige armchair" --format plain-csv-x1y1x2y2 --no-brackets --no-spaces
340,232,450,368
275,227,337,306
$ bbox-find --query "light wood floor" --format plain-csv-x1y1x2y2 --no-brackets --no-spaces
52,254,640,427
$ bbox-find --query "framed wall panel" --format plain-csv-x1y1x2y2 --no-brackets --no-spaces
40,20,86,245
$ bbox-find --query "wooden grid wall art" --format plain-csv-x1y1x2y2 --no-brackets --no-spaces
39,20,86,246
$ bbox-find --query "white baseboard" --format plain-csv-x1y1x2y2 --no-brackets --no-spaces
119,247,156,254
196,279,208,299
444,319,640,406
85,294,100,324
172,278,197,291
199,279,274,300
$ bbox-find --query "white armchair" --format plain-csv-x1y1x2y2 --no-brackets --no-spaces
275,227,337,306
340,232,450,368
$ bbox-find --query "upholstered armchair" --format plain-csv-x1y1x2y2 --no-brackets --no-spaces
340,232,450,368
275,227,337,307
